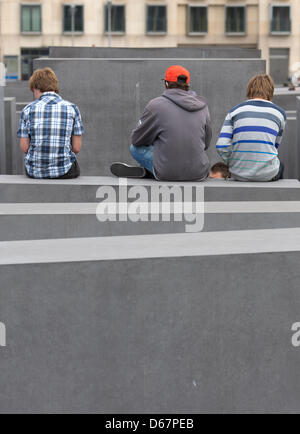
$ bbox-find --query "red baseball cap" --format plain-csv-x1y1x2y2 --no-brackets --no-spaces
164,65,190,84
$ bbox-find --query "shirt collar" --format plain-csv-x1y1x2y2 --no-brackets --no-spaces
39,92,61,101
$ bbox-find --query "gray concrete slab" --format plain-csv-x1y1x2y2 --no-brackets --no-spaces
0,227,299,264
4,80,32,104
0,176,299,240
262,91,299,179
0,175,298,187
4,97,14,174
278,117,299,179
33,57,266,176
273,92,299,111
49,46,262,59
297,97,300,182
0,176,299,204
0,229,300,413
4,97,22,175
0,211,300,241
0,86,6,174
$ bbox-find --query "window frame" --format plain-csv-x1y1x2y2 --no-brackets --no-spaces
104,3,126,35
20,3,42,35
270,4,291,35
146,4,168,35
225,5,247,36
187,5,208,36
62,4,84,35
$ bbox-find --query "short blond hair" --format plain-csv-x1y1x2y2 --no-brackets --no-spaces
29,67,59,93
247,74,274,101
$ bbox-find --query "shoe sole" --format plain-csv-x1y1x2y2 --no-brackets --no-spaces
110,163,146,178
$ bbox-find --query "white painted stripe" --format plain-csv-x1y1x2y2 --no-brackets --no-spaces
47,58,262,61
0,175,298,188
0,201,300,215
205,201,300,213
0,227,300,265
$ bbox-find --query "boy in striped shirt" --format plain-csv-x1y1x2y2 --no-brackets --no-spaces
216,74,286,182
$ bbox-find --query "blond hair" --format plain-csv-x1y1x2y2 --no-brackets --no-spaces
247,74,274,101
29,67,59,93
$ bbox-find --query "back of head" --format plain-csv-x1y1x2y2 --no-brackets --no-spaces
210,162,230,179
166,77,190,92
164,65,190,92
247,74,274,101
29,67,59,94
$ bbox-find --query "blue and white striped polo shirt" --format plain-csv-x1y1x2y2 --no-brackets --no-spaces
216,99,286,181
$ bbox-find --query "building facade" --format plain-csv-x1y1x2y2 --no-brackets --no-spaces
0,0,298,82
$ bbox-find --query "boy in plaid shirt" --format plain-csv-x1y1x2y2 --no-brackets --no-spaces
17,67,84,179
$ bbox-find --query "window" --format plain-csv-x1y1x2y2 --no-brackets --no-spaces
63,5,84,33
105,5,125,33
270,6,291,34
4,56,19,80
21,5,41,33
146,5,167,34
225,6,246,34
21,48,49,80
187,6,208,35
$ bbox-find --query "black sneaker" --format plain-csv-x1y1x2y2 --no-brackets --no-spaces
110,162,146,178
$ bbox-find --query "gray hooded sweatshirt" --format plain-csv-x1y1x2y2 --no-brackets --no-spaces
131,88,212,181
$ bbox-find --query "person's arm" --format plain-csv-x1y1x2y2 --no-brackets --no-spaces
17,107,30,154
131,105,160,147
275,113,286,150
71,105,84,153
204,107,212,150
216,113,234,162
71,135,82,154
20,138,30,154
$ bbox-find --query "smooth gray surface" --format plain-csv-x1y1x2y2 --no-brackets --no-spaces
269,48,289,85
0,235,300,413
1,210,300,240
0,226,300,263
4,81,32,104
266,92,299,179
4,97,14,174
0,176,299,203
49,46,262,59
273,91,299,111
0,176,299,239
297,97,300,182
278,117,298,179
4,97,22,175
33,58,266,176
0,87,6,174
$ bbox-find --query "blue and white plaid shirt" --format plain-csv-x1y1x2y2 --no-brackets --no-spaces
17,92,84,178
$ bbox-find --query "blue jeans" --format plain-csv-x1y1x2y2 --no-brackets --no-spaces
130,144,154,174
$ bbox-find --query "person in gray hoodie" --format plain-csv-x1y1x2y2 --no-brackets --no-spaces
111,65,212,181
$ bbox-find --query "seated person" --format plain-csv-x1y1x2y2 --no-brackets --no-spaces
216,74,286,182
209,162,230,179
289,72,300,91
111,65,212,181
17,67,84,179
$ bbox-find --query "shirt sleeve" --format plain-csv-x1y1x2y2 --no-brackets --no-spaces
216,112,234,162
275,113,286,150
131,106,160,147
72,105,84,136
17,108,30,138
205,107,212,150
